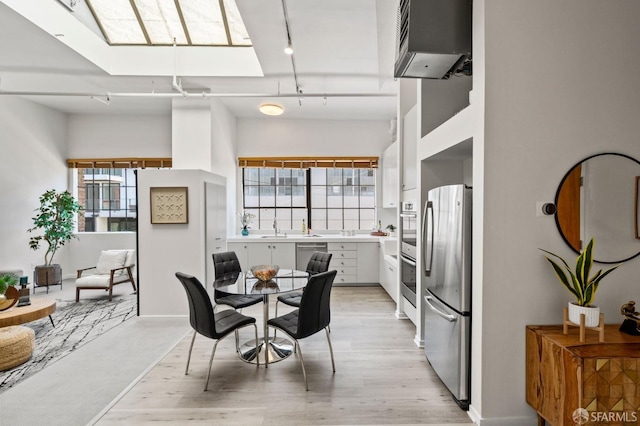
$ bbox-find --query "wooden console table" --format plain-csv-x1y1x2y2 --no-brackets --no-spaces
526,324,640,426
0,298,56,328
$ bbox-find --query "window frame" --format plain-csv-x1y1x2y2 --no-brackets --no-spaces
241,167,377,231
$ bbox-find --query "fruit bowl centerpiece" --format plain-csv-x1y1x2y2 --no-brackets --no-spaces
250,265,279,282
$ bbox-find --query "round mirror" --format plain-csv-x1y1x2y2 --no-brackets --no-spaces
555,153,640,264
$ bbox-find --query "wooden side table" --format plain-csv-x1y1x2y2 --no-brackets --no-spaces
0,298,56,328
526,324,640,426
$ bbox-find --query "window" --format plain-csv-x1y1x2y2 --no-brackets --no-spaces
242,167,376,231
76,168,137,232
86,0,251,46
68,157,171,233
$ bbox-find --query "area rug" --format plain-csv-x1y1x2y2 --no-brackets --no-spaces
0,292,137,392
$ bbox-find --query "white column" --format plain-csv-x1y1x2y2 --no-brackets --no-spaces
171,98,212,171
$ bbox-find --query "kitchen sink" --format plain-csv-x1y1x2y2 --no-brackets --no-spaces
260,235,288,238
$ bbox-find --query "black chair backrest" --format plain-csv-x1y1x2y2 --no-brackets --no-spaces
306,252,333,275
213,251,242,277
175,272,218,339
297,270,337,338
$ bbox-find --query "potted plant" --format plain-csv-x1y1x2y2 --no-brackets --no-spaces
386,224,397,237
238,211,256,236
0,273,19,311
540,238,621,327
28,189,81,288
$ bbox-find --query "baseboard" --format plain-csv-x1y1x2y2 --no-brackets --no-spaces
395,310,408,319
467,406,538,426
333,282,379,287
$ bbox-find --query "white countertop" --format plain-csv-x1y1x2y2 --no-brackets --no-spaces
228,234,398,243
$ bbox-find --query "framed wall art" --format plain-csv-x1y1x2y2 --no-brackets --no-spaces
150,187,188,224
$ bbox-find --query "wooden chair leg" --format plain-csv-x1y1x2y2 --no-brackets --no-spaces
75,287,80,302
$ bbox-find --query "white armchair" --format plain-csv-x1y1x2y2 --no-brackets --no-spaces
75,250,136,302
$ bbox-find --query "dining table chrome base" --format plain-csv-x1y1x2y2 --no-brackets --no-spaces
238,336,294,364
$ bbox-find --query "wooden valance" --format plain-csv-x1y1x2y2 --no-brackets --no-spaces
66,158,172,169
237,156,379,169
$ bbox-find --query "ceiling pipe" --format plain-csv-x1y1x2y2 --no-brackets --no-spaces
0,90,395,98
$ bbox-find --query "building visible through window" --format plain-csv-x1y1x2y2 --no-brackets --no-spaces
76,168,137,232
242,167,376,231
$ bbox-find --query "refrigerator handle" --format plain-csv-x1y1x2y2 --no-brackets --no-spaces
422,201,434,276
425,294,457,322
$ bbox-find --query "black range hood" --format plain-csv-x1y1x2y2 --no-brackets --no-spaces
394,0,472,79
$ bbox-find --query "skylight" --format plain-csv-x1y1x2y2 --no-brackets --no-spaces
86,0,252,46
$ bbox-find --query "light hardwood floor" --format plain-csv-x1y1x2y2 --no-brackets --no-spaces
95,286,473,425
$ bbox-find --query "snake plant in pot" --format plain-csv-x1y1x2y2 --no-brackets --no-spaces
28,189,81,290
540,238,622,327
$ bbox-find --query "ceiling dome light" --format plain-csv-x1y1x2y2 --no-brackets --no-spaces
284,44,293,55
259,104,284,116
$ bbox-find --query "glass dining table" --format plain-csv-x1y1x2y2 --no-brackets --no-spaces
213,268,309,365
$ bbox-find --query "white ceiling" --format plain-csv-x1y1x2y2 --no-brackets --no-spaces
0,0,399,120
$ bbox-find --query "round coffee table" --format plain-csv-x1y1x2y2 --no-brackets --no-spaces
0,298,56,328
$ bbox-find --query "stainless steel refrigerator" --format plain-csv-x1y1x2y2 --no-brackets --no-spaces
422,184,472,409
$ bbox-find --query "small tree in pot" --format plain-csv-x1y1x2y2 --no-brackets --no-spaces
28,189,81,289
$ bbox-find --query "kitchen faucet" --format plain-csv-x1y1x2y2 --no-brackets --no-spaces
273,219,279,236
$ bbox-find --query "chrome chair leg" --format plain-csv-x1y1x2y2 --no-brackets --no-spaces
273,301,279,339
325,327,335,372
205,339,221,391
296,340,309,391
185,331,197,375
253,323,260,367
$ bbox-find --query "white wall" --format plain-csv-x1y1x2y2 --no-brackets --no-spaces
137,169,226,316
66,113,173,278
236,118,390,157
66,232,137,276
68,113,171,158
0,96,70,277
210,99,239,236
172,100,212,171
236,117,392,233
477,1,640,423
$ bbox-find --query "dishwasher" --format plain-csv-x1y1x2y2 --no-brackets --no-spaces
296,242,328,271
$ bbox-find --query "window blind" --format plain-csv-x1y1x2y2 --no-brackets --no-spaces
66,158,172,169
237,156,378,169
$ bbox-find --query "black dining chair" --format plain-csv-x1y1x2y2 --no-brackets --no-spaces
274,251,332,317
267,269,337,391
212,251,262,311
175,272,260,391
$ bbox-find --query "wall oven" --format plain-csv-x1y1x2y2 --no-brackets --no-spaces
400,201,418,306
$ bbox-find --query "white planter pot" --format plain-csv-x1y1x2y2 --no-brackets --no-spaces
568,302,600,327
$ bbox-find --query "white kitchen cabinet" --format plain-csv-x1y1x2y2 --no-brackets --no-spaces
382,141,398,208
242,242,296,270
356,243,380,283
327,242,379,284
402,106,417,191
269,243,295,269
227,242,249,271
379,251,398,303
328,242,357,283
